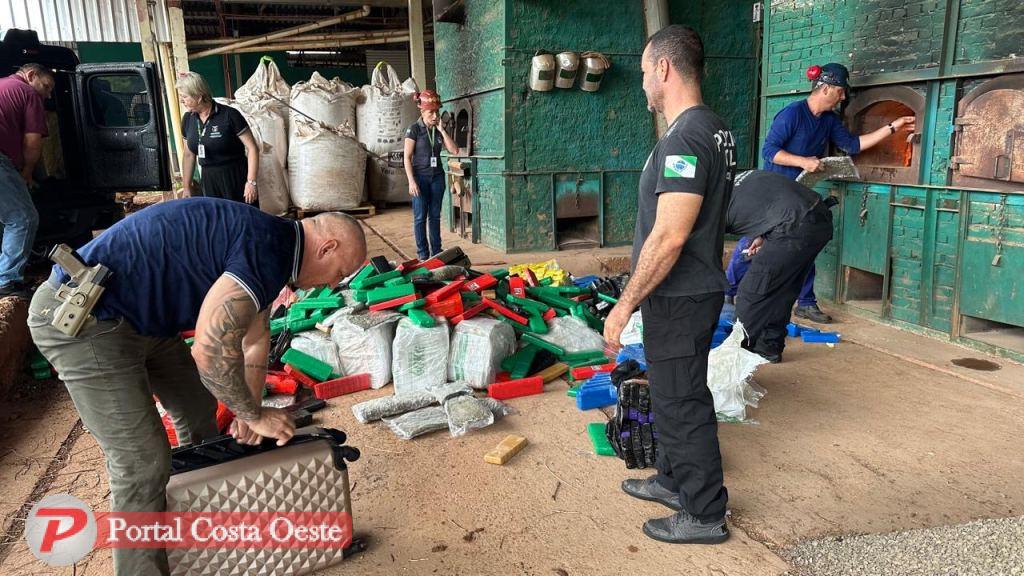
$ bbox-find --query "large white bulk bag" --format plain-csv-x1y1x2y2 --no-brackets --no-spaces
288,72,360,175
288,118,365,211
234,57,291,106
357,63,420,204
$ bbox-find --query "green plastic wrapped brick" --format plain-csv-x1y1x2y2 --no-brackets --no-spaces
587,422,615,456
407,308,436,327
281,348,333,381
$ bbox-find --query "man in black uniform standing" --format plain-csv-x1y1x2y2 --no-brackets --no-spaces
726,170,834,363
603,25,736,545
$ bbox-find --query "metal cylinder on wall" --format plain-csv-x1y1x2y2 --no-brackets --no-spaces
580,52,611,92
555,51,579,89
529,52,556,91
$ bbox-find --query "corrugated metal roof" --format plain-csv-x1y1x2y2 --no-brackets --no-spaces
1,0,170,43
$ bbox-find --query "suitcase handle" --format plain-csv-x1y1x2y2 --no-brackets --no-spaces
170,426,360,475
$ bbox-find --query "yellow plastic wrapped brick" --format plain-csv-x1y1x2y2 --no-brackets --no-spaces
508,260,569,286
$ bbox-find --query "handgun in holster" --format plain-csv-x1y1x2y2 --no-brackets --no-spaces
49,244,111,337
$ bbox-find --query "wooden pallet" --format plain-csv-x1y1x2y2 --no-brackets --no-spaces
293,203,376,219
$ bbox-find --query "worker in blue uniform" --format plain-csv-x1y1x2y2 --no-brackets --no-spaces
724,62,915,323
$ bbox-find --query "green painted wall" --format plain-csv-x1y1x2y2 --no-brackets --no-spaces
764,0,1024,357
506,0,653,251
668,0,760,169
76,42,143,63
434,0,507,248
434,0,653,252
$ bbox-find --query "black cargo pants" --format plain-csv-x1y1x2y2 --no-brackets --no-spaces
640,291,728,522
735,203,834,357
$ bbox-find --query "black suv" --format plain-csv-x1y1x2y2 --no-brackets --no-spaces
0,28,170,250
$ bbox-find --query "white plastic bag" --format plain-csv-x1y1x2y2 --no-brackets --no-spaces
392,317,450,396
707,320,768,422
620,311,644,346
288,118,366,210
448,318,517,389
357,62,419,203
538,316,606,353
290,330,341,377
331,312,400,389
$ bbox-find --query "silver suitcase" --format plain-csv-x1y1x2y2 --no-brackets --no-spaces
166,427,365,575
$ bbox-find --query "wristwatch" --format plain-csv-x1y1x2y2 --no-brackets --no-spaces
246,180,258,188
887,123,896,134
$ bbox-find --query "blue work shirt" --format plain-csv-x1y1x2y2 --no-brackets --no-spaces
53,198,300,337
761,100,861,180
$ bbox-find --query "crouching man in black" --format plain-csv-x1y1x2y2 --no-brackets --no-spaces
727,170,835,363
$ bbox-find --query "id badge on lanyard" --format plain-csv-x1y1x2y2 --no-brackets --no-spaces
428,127,438,168
197,114,209,159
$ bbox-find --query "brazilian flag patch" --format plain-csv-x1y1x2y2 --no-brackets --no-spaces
664,155,697,178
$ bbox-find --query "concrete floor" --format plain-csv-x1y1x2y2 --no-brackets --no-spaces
1,206,1022,575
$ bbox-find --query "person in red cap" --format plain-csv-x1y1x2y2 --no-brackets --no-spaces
725,62,915,327
403,89,458,260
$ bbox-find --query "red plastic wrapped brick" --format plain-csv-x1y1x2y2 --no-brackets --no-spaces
426,280,464,304
425,294,464,318
284,364,318,389
266,374,299,395
216,402,234,432
451,301,488,324
488,376,543,400
369,293,419,311
483,298,529,325
462,274,497,292
313,373,372,400
570,362,617,381
508,276,526,298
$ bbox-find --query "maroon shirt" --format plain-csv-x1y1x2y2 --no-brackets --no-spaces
0,74,48,169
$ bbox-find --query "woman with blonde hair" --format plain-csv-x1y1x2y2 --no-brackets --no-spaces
176,71,259,203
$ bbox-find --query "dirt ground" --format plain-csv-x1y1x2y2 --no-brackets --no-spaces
1,206,1022,575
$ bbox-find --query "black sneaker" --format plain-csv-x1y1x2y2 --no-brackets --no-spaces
643,511,729,545
793,304,833,324
0,282,32,299
621,476,682,511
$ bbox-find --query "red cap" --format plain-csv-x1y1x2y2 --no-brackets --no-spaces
416,89,441,110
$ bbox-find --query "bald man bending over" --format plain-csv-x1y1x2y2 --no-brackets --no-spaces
28,197,367,575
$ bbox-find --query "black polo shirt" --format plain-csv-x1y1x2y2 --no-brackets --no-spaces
632,105,737,297
404,118,443,176
181,103,250,167
53,198,300,337
727,170,823,238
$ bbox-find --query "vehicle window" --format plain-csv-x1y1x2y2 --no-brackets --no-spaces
88,74,151,127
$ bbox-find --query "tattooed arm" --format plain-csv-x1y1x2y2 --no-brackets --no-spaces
192,276,294,445
243,309,271,400
602,192,704,346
